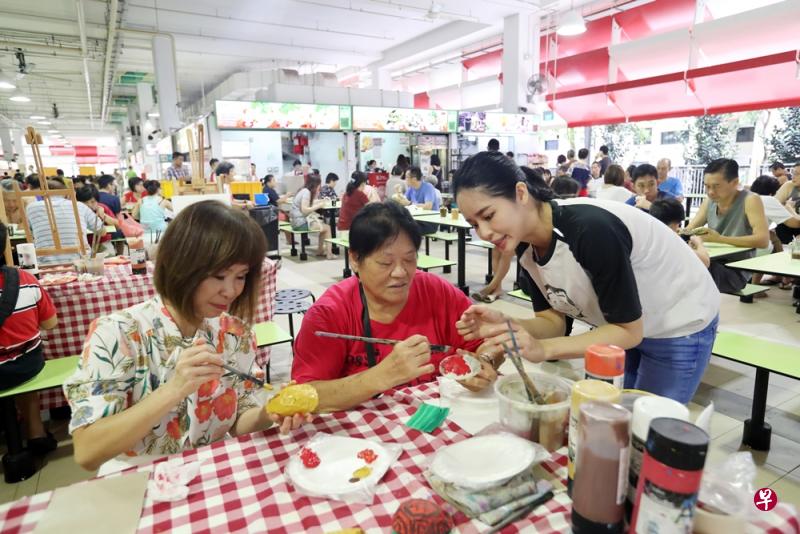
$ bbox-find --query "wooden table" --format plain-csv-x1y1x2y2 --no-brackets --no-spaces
412,213,473,294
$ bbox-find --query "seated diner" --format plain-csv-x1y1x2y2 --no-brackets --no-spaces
63,201,309,475
292,201,501,412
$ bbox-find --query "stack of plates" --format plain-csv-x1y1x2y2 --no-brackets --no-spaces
430,434,547,491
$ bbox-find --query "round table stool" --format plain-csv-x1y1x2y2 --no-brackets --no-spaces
274,299,311,339
276,288,316,303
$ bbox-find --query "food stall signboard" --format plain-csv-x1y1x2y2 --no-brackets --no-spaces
353,107,457,133
457,111,539,134
215,101,352,131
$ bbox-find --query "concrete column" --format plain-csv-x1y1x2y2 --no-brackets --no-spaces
152,34,180,132
370,65,392,91
501,13,532,113
0,128,12,163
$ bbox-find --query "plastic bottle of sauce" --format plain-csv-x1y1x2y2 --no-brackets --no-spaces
129,238,147,275
627,396,690,520
584,344,625,389
630,417,709,534
568,379,621,495
571,401,631,534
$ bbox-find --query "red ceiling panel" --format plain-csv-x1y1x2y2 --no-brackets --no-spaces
548,51,800,127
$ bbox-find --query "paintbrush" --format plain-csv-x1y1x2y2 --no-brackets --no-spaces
221,363,269,389
485,491,555,533
315,331,451,353
504,320,546,404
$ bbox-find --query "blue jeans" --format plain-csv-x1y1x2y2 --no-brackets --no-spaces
624,316,719,403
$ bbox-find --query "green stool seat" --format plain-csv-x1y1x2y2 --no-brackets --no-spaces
423,232,458,273
254,321,295,383
0,355,79,483
417,254,456,272
254,321,293,348
0,356,79,399
730,283,770,303
508,289,532,303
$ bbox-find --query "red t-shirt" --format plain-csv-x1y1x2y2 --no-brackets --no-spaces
0,269,56,363
337,190,369,231
292,271,482,386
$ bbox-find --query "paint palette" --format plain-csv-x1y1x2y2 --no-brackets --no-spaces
286,435,395,499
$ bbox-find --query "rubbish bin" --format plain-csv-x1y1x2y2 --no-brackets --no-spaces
249,205,279,260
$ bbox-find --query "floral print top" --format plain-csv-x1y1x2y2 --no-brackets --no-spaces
64,295,264,458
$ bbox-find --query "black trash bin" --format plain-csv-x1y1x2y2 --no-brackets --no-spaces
249,205,280,260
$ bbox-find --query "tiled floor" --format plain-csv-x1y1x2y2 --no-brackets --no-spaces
1,234,799,508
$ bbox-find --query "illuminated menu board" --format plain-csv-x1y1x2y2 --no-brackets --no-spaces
457,111,539,134
353,106,457,133
215,101,351,130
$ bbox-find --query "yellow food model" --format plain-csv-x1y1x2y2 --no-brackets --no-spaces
266,384,319,416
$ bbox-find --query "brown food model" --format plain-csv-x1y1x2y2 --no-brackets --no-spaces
266,384,319,416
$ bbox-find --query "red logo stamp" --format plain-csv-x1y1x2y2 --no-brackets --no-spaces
754,488,778,511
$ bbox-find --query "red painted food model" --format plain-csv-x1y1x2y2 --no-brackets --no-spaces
357,448,378,464
299,447,320,469
441,355,471,377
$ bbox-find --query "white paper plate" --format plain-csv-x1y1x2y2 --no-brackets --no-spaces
430,434,540,490
438,376,498,406
286,435,393,497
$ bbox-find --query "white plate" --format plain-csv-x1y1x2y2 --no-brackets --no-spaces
430,434,539,490
286,435,393,497
438,376,498,406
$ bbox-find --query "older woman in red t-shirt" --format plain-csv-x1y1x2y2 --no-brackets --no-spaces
292,202,501,412
337,172,371,235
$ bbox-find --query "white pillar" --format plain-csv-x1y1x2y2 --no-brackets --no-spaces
501,13,532,113
152,34,180,132
370,66,392,91
0,128,13,163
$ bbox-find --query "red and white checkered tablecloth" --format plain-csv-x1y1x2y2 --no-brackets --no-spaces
2,383,797,534
38,259,277,410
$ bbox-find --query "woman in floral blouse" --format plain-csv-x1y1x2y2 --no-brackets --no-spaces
65,201,309,474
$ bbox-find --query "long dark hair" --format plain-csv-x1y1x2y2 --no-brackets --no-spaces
347,171,368,196
454,151,554,203
302,174,322,204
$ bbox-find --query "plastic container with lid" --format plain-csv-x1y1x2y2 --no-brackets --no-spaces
631,417,709,534
627,396,690,518
584,344,625,389
567,379,621,494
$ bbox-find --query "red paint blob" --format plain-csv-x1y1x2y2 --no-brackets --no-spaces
442,356,471,376
357,448,378,464
299,447,320,468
